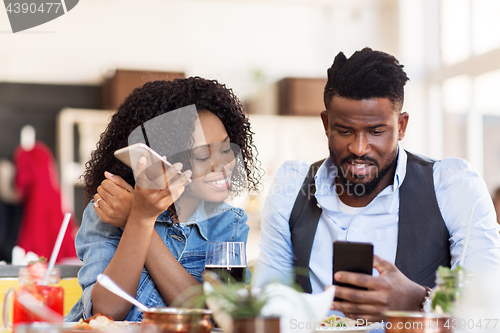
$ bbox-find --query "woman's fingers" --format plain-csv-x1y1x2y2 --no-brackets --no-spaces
149,163,184,189
134,154,187,190
168,170,192,188
131,156,193,219
93,193,103,209
104,171,134,192
134,156,150,188
94,184,111,209
162,184,186,205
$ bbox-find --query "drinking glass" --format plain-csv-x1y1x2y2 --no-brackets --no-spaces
204,242,246,283
2,267,64,331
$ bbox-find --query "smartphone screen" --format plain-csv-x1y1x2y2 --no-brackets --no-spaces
333,241,373,300
114,143,184,189
114,143,174,169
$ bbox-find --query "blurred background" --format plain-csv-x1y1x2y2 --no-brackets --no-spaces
0,0,500,263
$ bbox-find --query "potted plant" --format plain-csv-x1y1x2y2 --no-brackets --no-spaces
201,271,279,333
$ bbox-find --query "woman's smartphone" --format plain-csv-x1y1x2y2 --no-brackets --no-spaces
114,143,184,180
333,241,373,300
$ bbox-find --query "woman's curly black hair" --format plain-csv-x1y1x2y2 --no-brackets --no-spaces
83,77,262,204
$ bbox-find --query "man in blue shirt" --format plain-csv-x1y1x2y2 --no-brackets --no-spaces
253,48,500,321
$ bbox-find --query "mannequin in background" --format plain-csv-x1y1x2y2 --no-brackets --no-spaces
14,125,78,262
0,158,22,262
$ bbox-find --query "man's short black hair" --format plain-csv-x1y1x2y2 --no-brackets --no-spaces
324,47,410,112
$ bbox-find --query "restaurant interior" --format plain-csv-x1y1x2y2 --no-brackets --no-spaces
1,0,500,330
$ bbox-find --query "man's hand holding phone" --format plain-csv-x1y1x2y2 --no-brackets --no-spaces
331,255,428,323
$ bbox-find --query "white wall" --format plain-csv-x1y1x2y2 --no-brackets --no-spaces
0,0,387,100
2,0,438,261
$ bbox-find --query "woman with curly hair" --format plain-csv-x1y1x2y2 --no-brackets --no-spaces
65,77,261,322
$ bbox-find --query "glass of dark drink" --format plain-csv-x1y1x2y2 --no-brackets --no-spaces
204,242,246,284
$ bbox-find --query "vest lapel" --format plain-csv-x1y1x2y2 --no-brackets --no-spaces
395,151,451,287
290,152,452,293
289,160,324,293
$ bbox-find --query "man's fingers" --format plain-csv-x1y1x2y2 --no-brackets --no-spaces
373,255,395,275
334,285,388,305
341,313,384,324
104,171,133,192
332,300,383,316
334,271,389,291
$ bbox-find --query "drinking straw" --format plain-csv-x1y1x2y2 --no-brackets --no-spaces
42,213,72,284
458,203,477,268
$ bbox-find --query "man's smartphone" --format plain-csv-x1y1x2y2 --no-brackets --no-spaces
333,241,373,300
114,143,184,183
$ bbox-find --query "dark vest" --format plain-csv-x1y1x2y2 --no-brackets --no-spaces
289,151,451,293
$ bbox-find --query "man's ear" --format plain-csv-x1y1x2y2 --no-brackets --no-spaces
320,110,329,137
398,112,409,140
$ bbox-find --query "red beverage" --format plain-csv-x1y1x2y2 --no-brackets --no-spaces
204,265,246,283
12,283,64,325
3,265,64,331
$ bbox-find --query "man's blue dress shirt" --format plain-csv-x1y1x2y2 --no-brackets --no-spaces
253,145,500,294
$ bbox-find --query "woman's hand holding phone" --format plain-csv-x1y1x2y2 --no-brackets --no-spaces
95,152,192,227
131,156,192,222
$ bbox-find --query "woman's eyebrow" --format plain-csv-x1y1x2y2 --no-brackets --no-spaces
192,136,230,151
192,144,209,151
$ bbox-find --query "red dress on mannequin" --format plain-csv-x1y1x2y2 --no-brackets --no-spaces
14,142,77,262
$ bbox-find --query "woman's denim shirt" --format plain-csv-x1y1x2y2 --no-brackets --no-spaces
65,200,249,322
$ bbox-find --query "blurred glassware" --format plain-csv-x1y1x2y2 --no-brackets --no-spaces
431,266,465,314
141,308,212,333
204,242,246,284
3,267,63,330
15,323,62,333
384,311,452,333
454,271,500,333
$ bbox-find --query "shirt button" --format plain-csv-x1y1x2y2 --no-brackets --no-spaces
351,227,356,232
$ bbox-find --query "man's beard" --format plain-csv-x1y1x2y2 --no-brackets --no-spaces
332,148,398,198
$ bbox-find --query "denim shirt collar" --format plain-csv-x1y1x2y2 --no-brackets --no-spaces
154,201,231,241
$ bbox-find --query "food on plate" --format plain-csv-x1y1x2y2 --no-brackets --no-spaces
321,314,358,328
73,313,118,330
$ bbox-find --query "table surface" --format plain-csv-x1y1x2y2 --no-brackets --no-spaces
0,265,81,278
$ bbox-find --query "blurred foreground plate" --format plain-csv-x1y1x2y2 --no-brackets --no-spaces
63,322,141,332
314,326,376,332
